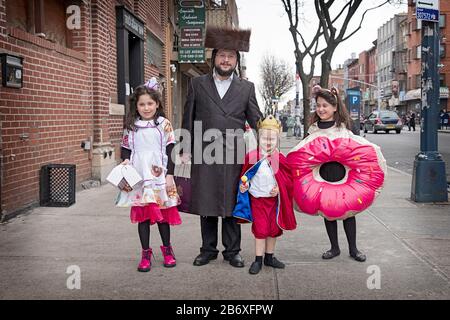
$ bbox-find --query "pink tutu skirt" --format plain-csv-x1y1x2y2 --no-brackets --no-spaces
130,204,182,225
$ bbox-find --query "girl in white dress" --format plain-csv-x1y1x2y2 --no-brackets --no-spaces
118,78,181,272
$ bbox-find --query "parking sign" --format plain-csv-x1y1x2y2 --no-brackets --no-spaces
416,0,439,22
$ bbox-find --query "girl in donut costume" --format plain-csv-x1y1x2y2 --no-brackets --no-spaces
287,85,386,262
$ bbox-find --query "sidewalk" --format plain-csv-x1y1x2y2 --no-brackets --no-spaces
0,135,449,299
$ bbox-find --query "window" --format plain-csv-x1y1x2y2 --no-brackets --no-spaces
440,14,446,28
440,74,446,87
415,45,421,59
6,0,73,48
416,75,421,89
147,32,163,69
441,43,446,58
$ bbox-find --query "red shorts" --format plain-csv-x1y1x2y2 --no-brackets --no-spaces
250,195,282,239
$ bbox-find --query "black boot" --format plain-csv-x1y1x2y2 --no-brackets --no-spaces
249,256,263,275
264,253,285,268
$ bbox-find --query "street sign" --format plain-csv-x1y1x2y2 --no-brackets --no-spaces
178,0,205,63
346,88,361,135
416,0,439,22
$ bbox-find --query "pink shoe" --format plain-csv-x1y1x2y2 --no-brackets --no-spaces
137,248,152,272
160,245,176,267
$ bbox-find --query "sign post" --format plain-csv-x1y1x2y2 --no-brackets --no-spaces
346,87,361,135
411,0,448,202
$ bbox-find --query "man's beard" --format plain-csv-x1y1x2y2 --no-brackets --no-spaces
215,64,236,77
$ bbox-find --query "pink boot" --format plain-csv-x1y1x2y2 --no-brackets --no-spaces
160,245,176,267
137,248,152,272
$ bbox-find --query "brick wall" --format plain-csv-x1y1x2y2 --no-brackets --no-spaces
0,0,170,216
0,0,6,38
0,23,93,214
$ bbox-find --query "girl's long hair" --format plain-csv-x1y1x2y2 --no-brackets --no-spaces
310,88,352,130
125,85,166,131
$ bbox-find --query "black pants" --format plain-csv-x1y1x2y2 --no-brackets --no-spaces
200,216,241,258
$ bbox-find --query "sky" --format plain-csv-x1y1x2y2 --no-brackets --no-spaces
235,0,407,107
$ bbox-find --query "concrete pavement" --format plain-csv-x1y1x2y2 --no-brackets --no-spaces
0,134,449,299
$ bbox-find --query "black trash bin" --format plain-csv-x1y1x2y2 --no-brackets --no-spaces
40,164,76,207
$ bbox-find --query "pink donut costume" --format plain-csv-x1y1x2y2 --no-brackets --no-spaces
287,123,387,220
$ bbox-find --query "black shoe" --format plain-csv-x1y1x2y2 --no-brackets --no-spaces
224,254,245,268
193,252,218,266
322,249,340,260
264,256,285,269
350,251,366,262
249,261,262,274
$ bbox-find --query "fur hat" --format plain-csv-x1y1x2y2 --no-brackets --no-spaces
205,26,251,52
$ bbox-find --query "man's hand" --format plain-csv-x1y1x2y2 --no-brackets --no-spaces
179,153,191,164
270,186,279,197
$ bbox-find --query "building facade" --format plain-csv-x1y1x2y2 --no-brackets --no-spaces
405,0,450,114
0,0,241,219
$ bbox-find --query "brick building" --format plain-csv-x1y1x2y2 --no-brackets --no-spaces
0,0,241,220
405,0,450,114
0,0,170,220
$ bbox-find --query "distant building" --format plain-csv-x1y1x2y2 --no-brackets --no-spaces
405,0,450,114
377,13,407,110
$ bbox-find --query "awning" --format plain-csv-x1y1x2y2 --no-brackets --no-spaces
404,89,421,101
404,87,449,101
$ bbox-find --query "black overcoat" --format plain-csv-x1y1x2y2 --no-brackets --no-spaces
181,73,262,217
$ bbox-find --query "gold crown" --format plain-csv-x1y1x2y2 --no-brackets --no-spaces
257,115,281,132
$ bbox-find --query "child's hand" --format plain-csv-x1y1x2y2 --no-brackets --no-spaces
121,159,130,166
166,174,175,190
239,183,249,193
270,186,279,197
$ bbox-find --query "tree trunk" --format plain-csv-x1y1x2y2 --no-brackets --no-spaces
302,81,311,136
320,46,335,88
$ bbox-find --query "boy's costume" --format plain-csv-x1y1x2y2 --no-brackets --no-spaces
233,116,297,232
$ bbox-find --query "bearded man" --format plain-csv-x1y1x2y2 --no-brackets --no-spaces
181,27,263,268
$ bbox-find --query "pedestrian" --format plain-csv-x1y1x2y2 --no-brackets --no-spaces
443,111,449,130
292,85,370,262
401,114,407,127
181,27,263,268
117,78,181,272
439,109,445,130
409,112,416,131
233,115,297,275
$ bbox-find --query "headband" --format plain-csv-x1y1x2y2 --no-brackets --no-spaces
312,84,339,98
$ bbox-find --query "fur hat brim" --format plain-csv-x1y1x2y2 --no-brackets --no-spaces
205,27,251,52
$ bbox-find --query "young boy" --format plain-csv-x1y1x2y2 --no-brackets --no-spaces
233,115,297,275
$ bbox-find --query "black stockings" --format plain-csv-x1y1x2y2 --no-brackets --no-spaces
323,217,358,254
138,221,171,250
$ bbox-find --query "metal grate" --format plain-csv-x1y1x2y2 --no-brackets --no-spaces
40,164,76,207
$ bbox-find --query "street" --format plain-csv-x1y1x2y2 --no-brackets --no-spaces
361,127,450,182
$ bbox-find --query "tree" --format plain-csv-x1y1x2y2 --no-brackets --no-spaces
259,54,295,115
281,0,405,134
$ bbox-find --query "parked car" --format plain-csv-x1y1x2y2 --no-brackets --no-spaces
364,110,403,134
